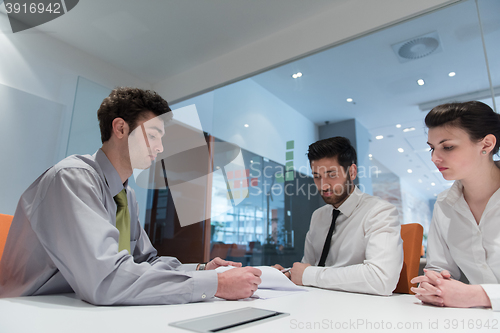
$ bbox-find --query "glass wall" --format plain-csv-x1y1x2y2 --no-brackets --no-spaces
148,0,499,263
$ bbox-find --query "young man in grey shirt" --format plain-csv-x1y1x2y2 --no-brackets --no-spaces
0,87,261,305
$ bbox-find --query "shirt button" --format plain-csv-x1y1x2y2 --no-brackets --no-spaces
202,294,206,299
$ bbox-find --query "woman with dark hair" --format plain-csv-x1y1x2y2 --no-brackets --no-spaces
411,101,500,311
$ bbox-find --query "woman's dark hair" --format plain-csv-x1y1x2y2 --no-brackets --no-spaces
425,101,500,155
97,87,171,143
307,136,357,171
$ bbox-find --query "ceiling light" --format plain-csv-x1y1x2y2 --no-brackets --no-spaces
292,72,302,79
417,79,425,86
448,72,456,77
403,127,415,133
375,135,384,140
418,179,422,183
250,160,254,164
407,169,413,174
244,124,249,128
398,148,404,153
396,124,401,128
368,154,372,158
346,98,353,103
431,182,436,186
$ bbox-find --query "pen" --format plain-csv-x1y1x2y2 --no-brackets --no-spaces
281,268,291,273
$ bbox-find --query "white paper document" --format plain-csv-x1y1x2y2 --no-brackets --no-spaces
215,266,307,299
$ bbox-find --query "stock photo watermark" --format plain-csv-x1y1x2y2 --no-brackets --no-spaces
133,104,382,227
289,317,499,330
2,0,79,33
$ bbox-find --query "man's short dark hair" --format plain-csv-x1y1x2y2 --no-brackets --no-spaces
97,87,171,143
307,136,357,171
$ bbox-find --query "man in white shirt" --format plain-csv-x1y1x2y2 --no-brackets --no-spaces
277,136,403,296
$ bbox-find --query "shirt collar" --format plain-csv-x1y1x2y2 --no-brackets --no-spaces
336,186,363,217
95,149,127,197
443,180,463,206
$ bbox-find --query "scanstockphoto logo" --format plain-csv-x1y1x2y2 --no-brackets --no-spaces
2,0,79,33
134,105,249,228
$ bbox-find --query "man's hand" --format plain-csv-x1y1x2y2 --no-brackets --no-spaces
272,264,291,279
205,257,242,270
272,264,284,271
290,262,310,286
215,267,262,300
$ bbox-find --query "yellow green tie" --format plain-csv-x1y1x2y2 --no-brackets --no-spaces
114,189,131,253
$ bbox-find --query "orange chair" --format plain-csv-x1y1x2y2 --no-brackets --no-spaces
393,223,424,294
0,214,14,262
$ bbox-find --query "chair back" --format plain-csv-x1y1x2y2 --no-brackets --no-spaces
0,214,14,262
394,223,424,294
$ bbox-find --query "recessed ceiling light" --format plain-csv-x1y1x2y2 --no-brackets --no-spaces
431,182,436,186
398,148,404,153
292,72,302,79
250,160,254,164
418,179,422,183
216,166,220,169
375,135,384,140
417,79,425,86
403,127,415,132
396,124,401,128
448,72,456,77
407,169,413,173
244,124,249,128
434,193,437,197
368,154,372,158
346,98,353,103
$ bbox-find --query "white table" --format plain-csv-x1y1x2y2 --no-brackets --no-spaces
1,288,499,333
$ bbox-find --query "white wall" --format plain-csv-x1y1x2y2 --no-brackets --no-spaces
0,13,150,217
154,0,459,103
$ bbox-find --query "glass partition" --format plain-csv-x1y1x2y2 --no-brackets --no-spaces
148,0,499,263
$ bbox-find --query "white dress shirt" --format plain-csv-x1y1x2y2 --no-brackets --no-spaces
426,180,500,311
302,187,403,296
0,149,217,305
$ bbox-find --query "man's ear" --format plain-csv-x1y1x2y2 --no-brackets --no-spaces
481,134,496,155
111,118,129,140
349,164,358,181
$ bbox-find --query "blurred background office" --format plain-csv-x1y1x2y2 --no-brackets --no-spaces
1,0,498,267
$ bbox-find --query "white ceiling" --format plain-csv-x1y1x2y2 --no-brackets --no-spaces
250,0,500,200
28,0,343,83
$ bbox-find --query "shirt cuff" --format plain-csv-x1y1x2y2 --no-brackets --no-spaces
189,269,218,303
480,284,500,311
302,266,322,286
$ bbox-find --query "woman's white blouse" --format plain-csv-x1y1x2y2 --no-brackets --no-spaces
426,180,500,311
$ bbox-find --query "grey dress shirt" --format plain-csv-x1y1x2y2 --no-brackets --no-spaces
0,149,217,305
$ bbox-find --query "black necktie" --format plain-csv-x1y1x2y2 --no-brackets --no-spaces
318,209,340,267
